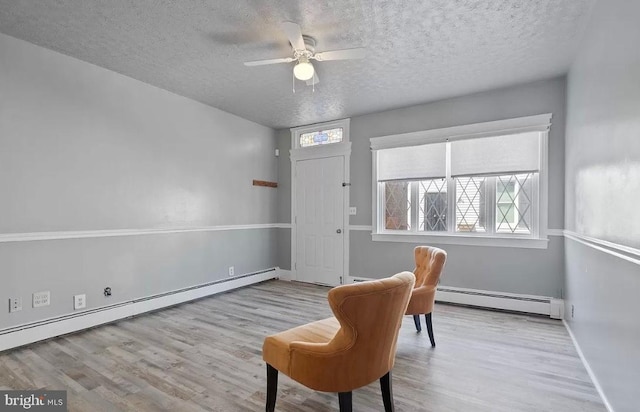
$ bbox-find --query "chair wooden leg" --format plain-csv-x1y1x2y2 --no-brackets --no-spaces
412,314,422,332
266,364,278,412
338,391,352,412
380,371,394,412
425,312,435,347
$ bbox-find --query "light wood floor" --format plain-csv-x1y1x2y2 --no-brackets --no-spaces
0,280,604,411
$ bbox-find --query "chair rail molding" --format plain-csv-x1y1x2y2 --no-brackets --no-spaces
0,223,289,243
349,225,373,231
564,230,640,266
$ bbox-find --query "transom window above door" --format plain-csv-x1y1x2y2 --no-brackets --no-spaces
299,128,343,147
292,118,350,151
370,114,552,249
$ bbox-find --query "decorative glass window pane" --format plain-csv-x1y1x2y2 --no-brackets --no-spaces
455,177,486,232
496,173,534,234
418,179,447,231
300,128,343,147
373,117,547,241
384,181,411,230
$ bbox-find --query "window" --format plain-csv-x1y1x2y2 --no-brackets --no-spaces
455,176,486,233
292,119,350,151
299,127,343,147
495,173,534,234
419,179,447,232
371,114,551,248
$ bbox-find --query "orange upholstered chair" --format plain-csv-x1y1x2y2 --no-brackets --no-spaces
405,246,447,347
262,272,416,412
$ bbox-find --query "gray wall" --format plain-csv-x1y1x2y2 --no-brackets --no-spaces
349,77,566,231
0,230,278,329
564,1,640,411
279,77,567,297
349,77,567,298
275,129,292,270
0,33,278,329
351,232,564,294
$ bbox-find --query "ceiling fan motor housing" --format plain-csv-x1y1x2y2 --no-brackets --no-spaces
301,35,316,52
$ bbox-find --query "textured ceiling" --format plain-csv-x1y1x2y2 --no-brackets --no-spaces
0,0,594,129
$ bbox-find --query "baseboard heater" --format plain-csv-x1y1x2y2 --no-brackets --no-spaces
351,277,563,319
0,268,279,353
436,286,563,317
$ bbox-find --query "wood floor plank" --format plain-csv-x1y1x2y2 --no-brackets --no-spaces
0,280,605,411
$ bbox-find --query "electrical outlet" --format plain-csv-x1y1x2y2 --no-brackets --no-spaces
228,266,235,277
349,207,357,215
33,291,50,308
9,297,22,313
74,294,86,310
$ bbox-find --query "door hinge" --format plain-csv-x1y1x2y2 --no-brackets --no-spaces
340,276,343,285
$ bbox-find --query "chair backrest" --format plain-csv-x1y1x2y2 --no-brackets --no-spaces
413,246,447,288
325,272,415,389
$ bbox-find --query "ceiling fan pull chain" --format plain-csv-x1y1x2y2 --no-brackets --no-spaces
292,71,295,93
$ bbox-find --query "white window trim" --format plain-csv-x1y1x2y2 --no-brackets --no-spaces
371,232,549,249
370,114,551,249
370,113,551,150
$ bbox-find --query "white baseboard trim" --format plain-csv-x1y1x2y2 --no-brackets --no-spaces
349,276,560,318
0,269,278,353
563,320,614,412
277,268,293,281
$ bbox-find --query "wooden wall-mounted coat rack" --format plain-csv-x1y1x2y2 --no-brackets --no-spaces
253,179,278,188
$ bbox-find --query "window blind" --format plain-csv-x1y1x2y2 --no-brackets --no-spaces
450,132,540,177
377,142,447,181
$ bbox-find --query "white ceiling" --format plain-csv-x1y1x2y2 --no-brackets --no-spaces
0,0,594,129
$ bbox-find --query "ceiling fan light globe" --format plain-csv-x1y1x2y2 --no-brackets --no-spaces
293,61,314,81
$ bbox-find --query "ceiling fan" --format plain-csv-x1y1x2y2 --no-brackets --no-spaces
243,22,366,87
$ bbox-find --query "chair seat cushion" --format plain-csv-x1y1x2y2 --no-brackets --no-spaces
263,317,340,376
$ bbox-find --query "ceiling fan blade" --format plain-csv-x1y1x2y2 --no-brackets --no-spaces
281,21,306,50
244,57,294,66
306,71,319,86
313,48,366,61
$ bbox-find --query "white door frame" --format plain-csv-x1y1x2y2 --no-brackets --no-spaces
290,119,351,285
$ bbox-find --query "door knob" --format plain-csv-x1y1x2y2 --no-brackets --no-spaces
336,229,342,234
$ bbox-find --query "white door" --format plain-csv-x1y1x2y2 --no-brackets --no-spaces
295,156,344,286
